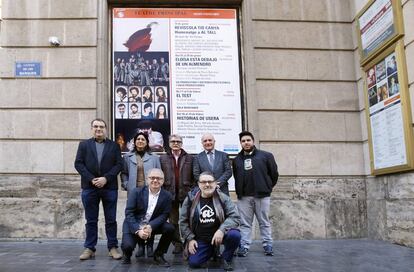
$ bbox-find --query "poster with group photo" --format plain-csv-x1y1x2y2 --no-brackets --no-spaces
112,8,242,154
364,42,414,174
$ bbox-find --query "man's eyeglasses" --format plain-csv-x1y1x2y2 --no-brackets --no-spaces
198,180,216,185
170,140,182,144
148,176,163,181
92,125,105,129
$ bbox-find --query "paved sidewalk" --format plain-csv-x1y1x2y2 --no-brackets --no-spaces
0,239,413,271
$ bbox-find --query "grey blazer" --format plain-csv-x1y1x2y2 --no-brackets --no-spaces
121,151,161,195
193,149,232,195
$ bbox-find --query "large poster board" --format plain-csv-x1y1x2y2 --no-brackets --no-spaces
112,8,242,154
356,0,404,66
363,41,414,175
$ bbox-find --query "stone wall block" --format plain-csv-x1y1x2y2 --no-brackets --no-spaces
403,0,414,46
37,175,80,199
0,198,57,238
325,199,367,238
55,199,84,238
252,0,351,22
345,112,363,141
362,142,371,175
329,143,365,175
64,142,79,174
0,79,97,109
387,173,414,199
293,178,345,200
0,19,97,47
367,200,387,240
342,178,366,199
272,178,295,200
255,50,356,81
357,80,366,111
367,175,381,194
4,110,96,140
292,178,365,200
406,44,414,85
386,200,414,246
3,0,97,19
0,142,31,172
387,229,414,247
0,48,96,78
0,80,31,107
359,110,368,141
386,200,414,229
259,111,358,142
12,111,48,138
61,80,96,108
270,199,326,239
30,142,64,173
0,176,39,198
262,143,332,176
253,21,353,49
409,85,414,119
262,144,297,176
296,144,332,175
0,111,14,138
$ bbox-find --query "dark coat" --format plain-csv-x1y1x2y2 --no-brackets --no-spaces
74,138,122,190
233,147,279,198
160,149,194,202
122,186,172,233
193,149,232,195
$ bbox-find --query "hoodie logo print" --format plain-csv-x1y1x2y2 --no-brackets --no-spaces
200,205,215,223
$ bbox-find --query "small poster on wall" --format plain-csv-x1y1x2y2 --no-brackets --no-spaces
356,0,404,65
364,41,414,175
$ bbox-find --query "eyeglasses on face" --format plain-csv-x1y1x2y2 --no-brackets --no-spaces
198,180,216,185
148,176,163,181
169,140,182,144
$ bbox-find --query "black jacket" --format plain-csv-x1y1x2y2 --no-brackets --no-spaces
122,186,172,233
74,138,122,189
160,149,194,202
233,147,278,198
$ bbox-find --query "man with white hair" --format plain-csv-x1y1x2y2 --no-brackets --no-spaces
193,133,232,195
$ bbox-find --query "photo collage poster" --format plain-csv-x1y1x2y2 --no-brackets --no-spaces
366,51,406,169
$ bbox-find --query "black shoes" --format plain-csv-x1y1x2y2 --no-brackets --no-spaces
237,246,248,257
121,255,131,264
146,245,154,258
264,245,274,256
172,243,183,254
223,259,234,271
135,244,145,258
154,253,170,267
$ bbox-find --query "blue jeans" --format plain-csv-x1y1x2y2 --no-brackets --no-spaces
188,229,241,267
81,188,118,251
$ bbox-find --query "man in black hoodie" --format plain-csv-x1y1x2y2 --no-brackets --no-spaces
233,131,278,257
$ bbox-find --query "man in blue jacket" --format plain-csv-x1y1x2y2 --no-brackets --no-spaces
74,118,123,260
233,131,278,257
120,168,174,267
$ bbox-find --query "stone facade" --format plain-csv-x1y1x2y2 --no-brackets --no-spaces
0,0,413,247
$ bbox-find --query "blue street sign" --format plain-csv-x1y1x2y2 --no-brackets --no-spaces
15,62,42,77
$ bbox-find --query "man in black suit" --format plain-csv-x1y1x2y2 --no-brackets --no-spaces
193,133,232,195
120,168,174,267
74,118,123,260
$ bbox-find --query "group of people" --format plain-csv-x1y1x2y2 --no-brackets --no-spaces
74,118,279,271
114,54,169,86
